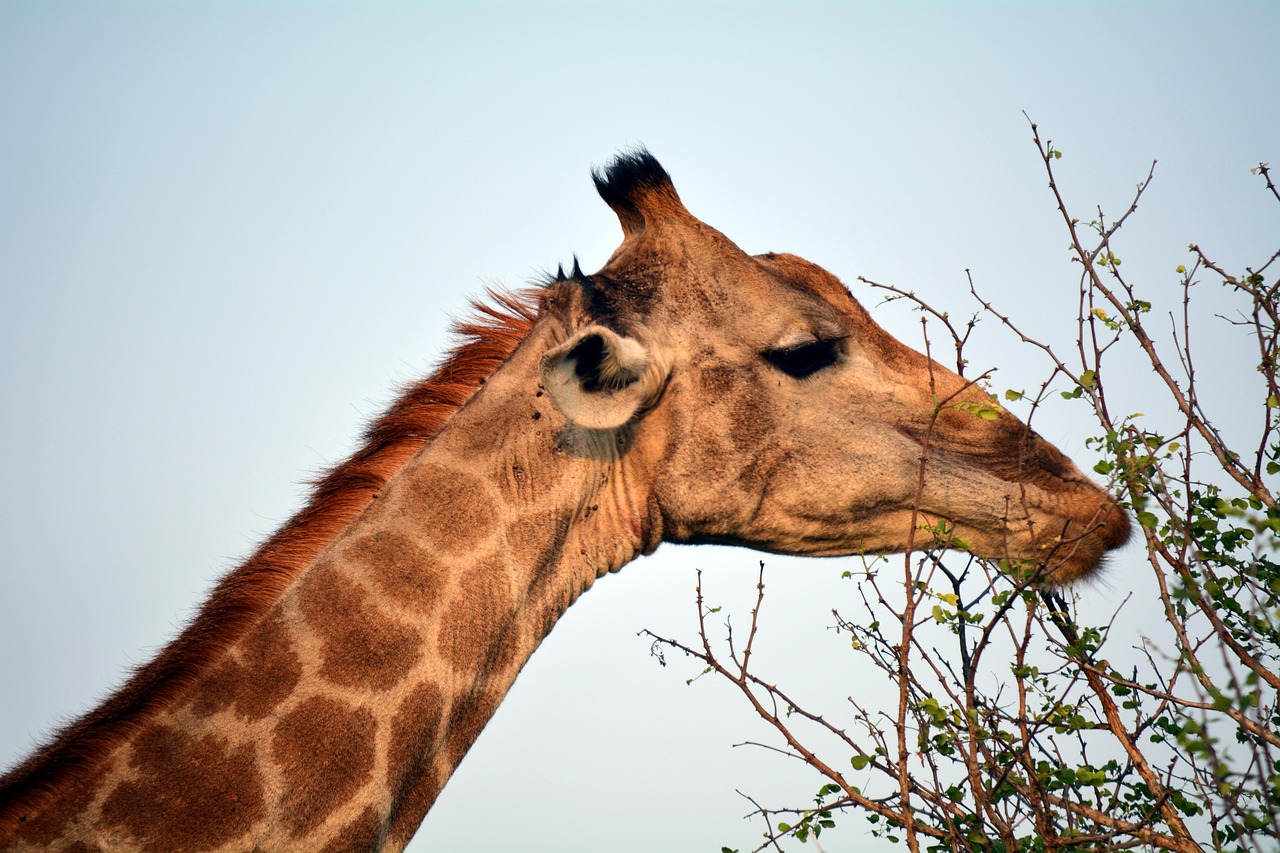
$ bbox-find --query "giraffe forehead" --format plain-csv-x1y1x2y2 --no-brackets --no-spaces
575,267,857,359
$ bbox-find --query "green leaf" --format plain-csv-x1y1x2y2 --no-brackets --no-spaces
1137,511,1159,529
851,754,872,770
1080,369,1096,388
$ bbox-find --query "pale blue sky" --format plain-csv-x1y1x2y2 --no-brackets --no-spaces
2,3,1276,851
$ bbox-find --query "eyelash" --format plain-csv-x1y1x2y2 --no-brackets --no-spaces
763,340,840,378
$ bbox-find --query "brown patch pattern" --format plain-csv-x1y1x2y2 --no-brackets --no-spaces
504,513,567,584
189,610,302,721
440,690,504,776
387,680,447,785
434,552,517,674
409,465,497,557
298,562,424,692
0,293,537,836
319,804,384,853
99,724,265,851
698,364,737,395
379,680,449,845
349,531,448,614
385,764,448,850
727,385,775,454
9,775,97,847
272,696,377,839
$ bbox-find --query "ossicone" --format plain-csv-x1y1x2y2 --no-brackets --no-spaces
592,148,688,238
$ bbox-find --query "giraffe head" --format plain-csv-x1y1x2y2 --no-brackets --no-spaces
540,151,1129,582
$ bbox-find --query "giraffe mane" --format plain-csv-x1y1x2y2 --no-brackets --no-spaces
0,288,541,833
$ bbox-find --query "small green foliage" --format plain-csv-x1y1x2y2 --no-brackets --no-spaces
775,788,841,845
685,665,712,686
684,140,1280,853
953,397,1004,421
920,518,971,552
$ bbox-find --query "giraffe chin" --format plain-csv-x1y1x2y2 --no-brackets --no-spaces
949,496,1133,586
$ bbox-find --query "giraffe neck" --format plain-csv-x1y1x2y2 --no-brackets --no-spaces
10,317,659,852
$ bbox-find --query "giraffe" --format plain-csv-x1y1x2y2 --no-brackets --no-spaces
0,151,1129,852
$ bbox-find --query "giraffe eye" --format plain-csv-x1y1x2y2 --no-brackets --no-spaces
764,340,839,378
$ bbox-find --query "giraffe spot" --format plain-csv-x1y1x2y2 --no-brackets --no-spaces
382,680,450,843
504,513,567,578
387,680,446,785
511,513,587,644
385,762,449,850
298,561,424,692
12,774,98,847
99,725,265,851
189,609,302,721
698,364,737,395
434,552,517,674
272,695,377,839
441,689,504,775
348,531,448,614
319,804,384,853
408,464,496,556
684,428,732,482
727,385,776,454
696,363,773,455
527,570,580,646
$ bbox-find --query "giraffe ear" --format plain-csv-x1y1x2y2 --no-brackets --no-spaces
539,326,662,429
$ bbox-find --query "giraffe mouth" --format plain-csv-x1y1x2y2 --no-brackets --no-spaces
894,423,1132,583
1033,496,1132,583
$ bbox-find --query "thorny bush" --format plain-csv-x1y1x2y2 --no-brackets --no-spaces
645,124,1280,853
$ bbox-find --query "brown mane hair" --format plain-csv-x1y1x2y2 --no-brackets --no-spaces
0,290,540,834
